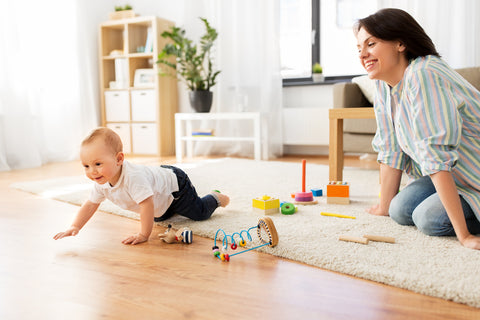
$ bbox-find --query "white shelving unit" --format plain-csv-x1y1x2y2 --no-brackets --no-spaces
99,16,178,156
175,112,262,162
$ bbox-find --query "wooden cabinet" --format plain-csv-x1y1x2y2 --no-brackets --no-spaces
99,16,178,156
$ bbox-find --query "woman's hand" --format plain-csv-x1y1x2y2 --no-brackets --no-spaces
366,204,389,216
53,226,80,240
460,234,480,250
122,233,148,245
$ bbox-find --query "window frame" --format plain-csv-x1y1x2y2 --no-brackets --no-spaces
282,0,361,86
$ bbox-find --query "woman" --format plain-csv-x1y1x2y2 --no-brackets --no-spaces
356,8,480,249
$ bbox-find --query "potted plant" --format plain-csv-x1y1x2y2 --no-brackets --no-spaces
312,63,324,82
157,18,221,113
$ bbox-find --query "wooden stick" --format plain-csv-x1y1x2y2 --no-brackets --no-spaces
363,235,395,243
339,235,369,244
302,159,306,192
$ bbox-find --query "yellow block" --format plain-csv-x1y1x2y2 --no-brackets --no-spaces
252,197,280,210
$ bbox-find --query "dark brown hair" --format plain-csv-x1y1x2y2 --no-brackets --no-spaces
355,8,440,60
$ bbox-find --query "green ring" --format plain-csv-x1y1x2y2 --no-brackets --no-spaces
281,202,296,215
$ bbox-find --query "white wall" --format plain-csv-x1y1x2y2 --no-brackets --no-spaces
282,84,334,155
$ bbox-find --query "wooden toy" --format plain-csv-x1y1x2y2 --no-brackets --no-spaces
212,217,278,262
321,212,356,219
339,234,396,245
311,188,323,197
326,181,350,204
294,159,318,205
252,195,280,214
281,202,296,215
158,224,193,244
339,235,369,244
364,234,396,243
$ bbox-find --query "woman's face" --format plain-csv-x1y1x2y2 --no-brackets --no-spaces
356,27,408,86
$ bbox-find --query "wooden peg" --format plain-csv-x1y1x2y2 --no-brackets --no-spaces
339,235,369,245
363,234,395,243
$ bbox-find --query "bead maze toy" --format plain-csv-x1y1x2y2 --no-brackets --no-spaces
211,217,278,262
294,159,317,205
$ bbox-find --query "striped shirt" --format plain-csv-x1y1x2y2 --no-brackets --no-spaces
372,55,480,221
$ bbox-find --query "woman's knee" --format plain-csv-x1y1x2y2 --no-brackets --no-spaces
412,199,455,236
389,196,414,226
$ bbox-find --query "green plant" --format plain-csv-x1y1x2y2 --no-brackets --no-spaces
156,18,221,91
312,63,323,74
115,4,132,11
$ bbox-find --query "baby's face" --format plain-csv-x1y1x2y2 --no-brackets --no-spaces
80,140,123,186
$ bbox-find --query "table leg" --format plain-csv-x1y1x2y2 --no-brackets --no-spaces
329,117,344,181
186,120,193,158
175,117,183,163
253,114,261,160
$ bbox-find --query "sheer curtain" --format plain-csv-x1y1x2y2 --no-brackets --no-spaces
379,0,480,68
0,0,101,171
182,0,283,160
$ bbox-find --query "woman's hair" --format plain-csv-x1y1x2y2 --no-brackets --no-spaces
355,8,440,60
82,127,123,154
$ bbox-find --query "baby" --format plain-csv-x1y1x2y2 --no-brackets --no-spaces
54,127,229,245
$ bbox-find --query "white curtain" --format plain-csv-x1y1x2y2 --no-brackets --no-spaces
182,0,283,159
379,0,480,68
0,0,100,171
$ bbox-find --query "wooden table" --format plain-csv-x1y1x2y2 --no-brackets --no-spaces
329,107,375,181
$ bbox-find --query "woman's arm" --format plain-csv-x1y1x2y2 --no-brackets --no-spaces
367,163,403,216
122,196,154,245
431,171,480,250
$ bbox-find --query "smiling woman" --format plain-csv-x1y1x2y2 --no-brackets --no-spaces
355,8,480,251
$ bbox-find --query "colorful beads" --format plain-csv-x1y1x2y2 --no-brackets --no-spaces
231,243,238,250
212,246,220,257
239,239,247,247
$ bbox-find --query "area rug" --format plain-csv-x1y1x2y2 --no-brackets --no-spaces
12,158,480,308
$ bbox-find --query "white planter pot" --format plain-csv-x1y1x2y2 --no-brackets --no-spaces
312,73,324,82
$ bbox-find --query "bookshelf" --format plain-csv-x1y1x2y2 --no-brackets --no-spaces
99,16,178,156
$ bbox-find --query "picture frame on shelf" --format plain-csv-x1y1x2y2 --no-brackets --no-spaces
134,68,155,87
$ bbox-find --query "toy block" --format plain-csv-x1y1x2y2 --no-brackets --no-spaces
326,197,350,204
311,188,323,197
253,207,280,215
252,195,280,214
327,181,349,198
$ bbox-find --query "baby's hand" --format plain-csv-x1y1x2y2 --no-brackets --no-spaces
122,233,148,245
53,226,80,240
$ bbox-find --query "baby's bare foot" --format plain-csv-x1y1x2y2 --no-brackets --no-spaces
212,190,230,207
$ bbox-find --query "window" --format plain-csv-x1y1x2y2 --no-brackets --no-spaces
280,0,319,80
280,0,377,81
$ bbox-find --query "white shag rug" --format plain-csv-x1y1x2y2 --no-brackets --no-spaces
12,158,480,308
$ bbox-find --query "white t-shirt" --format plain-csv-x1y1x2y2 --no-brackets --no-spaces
89,161,179,218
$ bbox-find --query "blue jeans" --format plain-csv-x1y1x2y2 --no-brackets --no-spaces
389,175,480,236
154,165,219,222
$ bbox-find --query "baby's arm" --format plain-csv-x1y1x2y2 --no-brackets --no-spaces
121,196,154,245
53,200,100,240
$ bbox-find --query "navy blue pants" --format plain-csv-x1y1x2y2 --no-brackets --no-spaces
154,165,218,222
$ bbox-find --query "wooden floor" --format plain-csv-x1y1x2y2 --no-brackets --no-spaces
1,154,479,320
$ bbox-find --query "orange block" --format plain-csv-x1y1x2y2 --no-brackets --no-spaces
327,181,349,198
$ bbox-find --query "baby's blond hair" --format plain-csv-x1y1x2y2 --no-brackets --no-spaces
82,127,123,154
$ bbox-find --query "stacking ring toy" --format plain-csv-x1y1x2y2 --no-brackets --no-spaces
281,202,296,215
